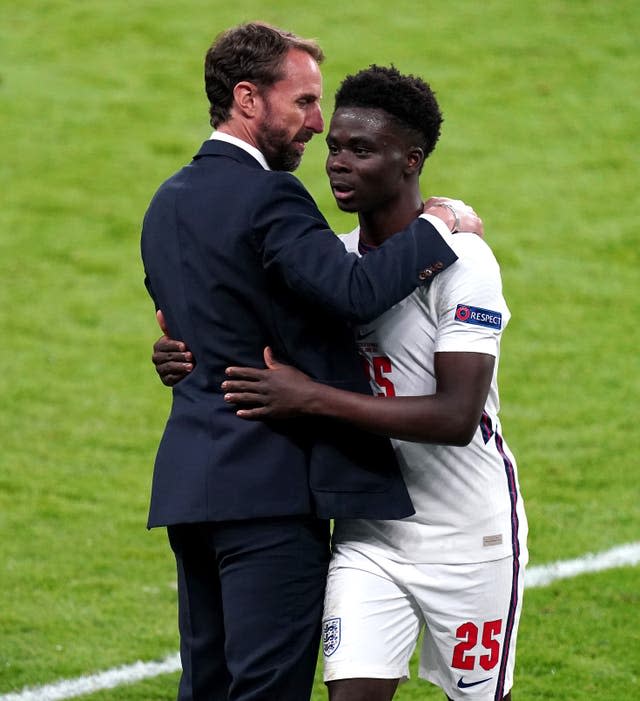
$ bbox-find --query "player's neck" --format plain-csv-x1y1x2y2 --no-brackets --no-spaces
358,189,424,248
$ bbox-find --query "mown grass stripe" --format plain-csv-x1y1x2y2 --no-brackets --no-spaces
2,542,638,701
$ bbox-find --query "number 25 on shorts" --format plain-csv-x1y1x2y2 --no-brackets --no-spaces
451,620,502,671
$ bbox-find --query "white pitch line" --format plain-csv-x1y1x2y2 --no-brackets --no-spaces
0,654,181,701
2,542,638,701
525,541,640,588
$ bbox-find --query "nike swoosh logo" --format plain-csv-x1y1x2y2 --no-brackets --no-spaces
457,676,493,689
356,329,375,340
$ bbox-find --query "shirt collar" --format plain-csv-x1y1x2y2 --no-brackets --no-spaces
209,131,270,171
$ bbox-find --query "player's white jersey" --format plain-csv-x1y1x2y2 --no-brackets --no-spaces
334,228,528,564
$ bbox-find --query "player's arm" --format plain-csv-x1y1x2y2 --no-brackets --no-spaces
256,181,482,324
150,196,479,385
222,347,494,446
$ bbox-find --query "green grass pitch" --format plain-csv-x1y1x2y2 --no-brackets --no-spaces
1,0,638,699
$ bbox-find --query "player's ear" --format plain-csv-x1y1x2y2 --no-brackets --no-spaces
405,146,424,175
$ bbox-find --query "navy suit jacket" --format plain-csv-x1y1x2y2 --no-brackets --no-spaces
141,139,457,527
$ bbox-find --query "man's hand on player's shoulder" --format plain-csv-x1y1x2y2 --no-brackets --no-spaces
423,196,484,237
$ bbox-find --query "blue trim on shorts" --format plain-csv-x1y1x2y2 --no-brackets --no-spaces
492,422,521,700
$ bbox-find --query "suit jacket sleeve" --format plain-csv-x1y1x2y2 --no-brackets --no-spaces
252,173,458,324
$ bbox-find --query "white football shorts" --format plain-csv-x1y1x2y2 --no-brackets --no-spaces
322,543,528,700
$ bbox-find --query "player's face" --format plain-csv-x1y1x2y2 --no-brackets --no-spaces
325,107,412,214
255,49,324,171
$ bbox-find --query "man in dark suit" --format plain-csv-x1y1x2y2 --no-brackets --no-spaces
141,22,480,701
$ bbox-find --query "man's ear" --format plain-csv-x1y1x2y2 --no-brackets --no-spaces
405,147,425,175
233,81,261,118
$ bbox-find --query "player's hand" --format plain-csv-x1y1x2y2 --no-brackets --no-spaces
152,310,194,386
222,347,314,419
423,196,484,238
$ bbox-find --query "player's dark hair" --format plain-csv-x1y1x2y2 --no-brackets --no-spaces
205,22,324,127
334,65,442,161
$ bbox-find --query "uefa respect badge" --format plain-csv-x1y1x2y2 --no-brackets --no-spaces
455,304,502,330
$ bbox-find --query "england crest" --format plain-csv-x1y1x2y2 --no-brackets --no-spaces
323,617,341,657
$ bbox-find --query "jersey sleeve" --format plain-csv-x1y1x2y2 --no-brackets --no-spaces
433,234,510,357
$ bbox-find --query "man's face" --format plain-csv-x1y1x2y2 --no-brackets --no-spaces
255,49,324,171
325,107,411,214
